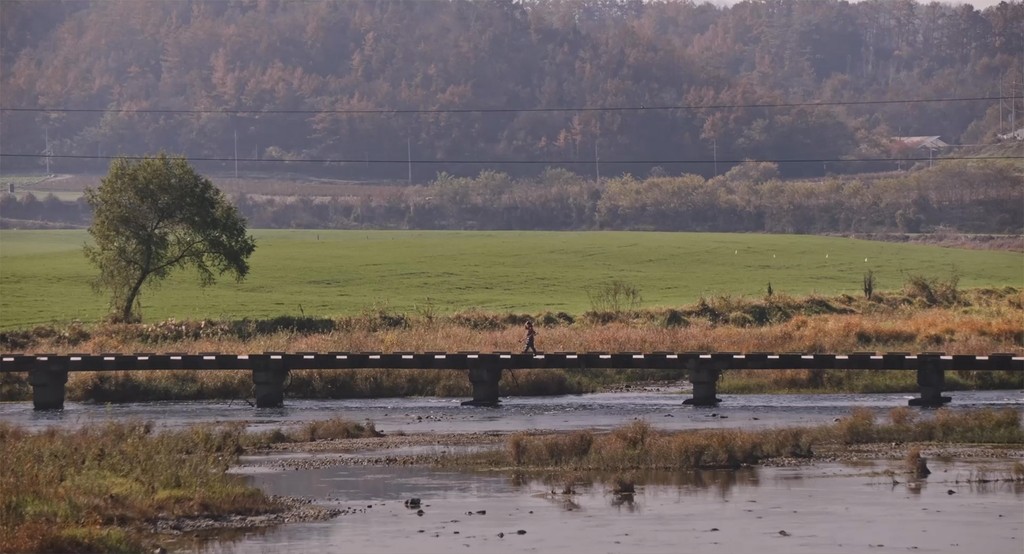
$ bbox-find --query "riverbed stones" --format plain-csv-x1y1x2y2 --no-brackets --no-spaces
146,496,341,536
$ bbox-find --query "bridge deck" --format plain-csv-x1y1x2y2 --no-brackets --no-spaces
2,351,1022,372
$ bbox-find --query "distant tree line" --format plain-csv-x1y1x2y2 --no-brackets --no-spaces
0,193,90,227
4,161,1019,234
1,0,1022,180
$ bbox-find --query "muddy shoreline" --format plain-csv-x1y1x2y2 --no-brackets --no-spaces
147,496,342,536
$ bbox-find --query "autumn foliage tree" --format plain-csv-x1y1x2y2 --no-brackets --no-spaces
84,154,256,322
1,0,1020,180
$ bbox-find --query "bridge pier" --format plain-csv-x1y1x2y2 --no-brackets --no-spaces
683,364,722,406
29,357,69,411
909,355,951,407
252,355,289,408
462,366,502,407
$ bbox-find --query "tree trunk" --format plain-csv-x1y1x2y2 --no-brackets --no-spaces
121,275,146,323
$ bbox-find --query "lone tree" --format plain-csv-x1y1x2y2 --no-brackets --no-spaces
85,153,256,322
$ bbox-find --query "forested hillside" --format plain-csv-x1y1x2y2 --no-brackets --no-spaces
1,0,1022,180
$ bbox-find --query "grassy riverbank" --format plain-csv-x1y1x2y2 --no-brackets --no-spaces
443,408,1024,471
0,422,281,554
2,289,1021,402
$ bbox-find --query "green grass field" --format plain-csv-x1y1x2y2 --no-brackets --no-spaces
1,230,1021,329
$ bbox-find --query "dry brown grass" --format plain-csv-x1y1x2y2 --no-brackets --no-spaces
457,420,817,471
2,292,1021,401
825,406,1024,445
4,307,1020,357
0,421,279,554
719,368,1022,394
449,408,1023,472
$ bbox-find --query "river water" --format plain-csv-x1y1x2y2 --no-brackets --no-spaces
5,390,1022,553
177,459,1023,554
2,389,1022,433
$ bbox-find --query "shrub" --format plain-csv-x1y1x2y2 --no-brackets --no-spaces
904,271,960,306
727,312,756,327
835,407,877,444
587,280,642,312
663,309,688,328
508,433,530,465
611,420,653,451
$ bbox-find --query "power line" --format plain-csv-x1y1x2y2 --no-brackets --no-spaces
0,96,1014,115
2,153,1019,165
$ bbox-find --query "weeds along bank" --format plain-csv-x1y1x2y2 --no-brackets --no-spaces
445,408,1024,471
2,290,1021,402
0,421,281,554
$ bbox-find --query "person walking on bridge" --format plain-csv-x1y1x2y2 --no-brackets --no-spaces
523,321,538,354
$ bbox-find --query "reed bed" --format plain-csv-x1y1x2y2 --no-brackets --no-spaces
0,421,279,554
446,408,1024,472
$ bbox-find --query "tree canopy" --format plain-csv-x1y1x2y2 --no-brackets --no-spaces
1,0,1021,180
84,154,256,322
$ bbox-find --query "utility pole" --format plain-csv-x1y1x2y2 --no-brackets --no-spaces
1012,78,1016,132
594,140,600,185
713,138,717,177
407,137,412,186
44,128,50,174
234,128,238,179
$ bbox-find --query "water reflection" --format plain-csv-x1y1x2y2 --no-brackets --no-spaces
182,460,1024,554
504,466,761,503
610,492,640,513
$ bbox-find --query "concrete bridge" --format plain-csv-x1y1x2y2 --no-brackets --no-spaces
2,351,1021,410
